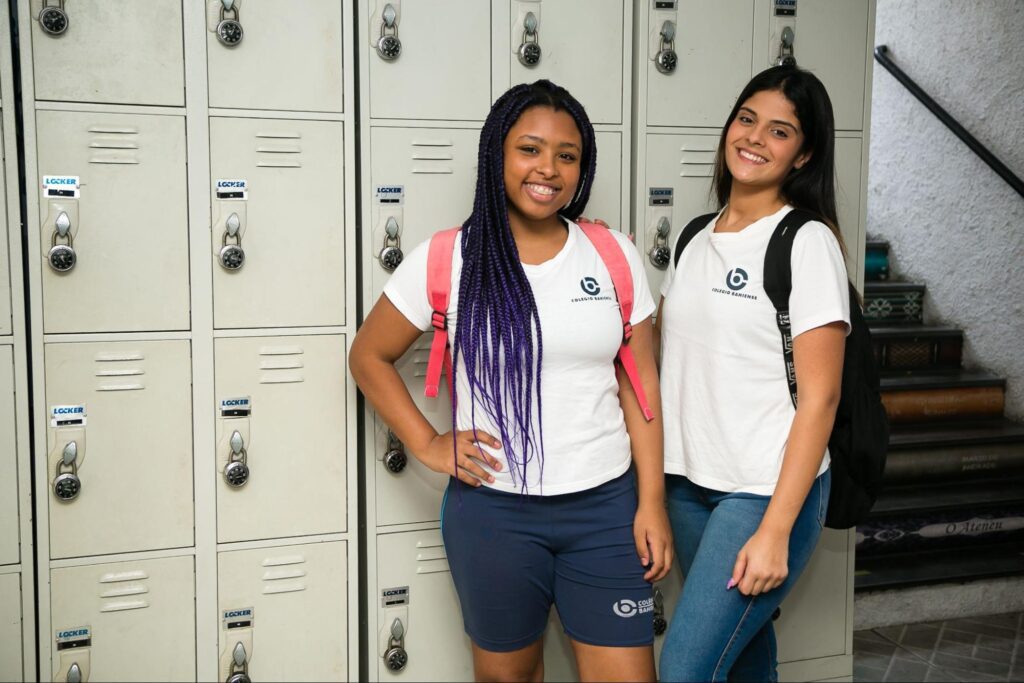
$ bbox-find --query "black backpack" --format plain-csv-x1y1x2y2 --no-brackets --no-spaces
673,209,888,529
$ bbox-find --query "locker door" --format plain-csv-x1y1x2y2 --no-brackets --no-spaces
50,556,196,682
0,573,22,681
375,530,473,681
646,0,754,128
0,128,10,336
640,133,719,302
367,0,491,121
45,341,194,559
0,347,17,566
586,131,623,232
36,111,190,334
369,127,480,301
765,0,869,130
210,117,346,329
30,0,184,106
215,335,347,543
207,0,345,113
217,542,347,681
835,136,863,278
507,0,624,125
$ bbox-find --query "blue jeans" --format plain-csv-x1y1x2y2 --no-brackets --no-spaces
659,470,830,682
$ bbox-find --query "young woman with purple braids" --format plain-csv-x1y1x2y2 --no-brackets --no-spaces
350,80,672,681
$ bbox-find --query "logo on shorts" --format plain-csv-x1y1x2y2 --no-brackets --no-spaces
612,597,654,618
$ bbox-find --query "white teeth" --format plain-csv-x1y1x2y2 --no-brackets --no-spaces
739,149,767,164
526,183,557,196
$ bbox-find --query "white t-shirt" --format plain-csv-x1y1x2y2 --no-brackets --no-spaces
659,205,850,495
385,220,656,495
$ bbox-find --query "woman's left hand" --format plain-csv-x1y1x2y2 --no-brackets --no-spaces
730,527,789,596
634,502,673,582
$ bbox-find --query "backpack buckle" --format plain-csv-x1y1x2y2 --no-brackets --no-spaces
622,322,633,343
431,310,447,331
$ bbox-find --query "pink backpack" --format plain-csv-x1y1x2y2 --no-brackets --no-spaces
423,222,654,422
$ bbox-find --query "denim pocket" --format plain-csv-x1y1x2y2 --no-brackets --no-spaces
814,470,830,529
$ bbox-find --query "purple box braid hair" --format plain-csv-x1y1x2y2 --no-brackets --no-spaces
452,80,597,492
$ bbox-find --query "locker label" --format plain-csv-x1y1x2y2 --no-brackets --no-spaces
56,626,91,649
216,179,248,200
223,607,254,629
648,187,674,206
50,404,86,427
381,586,409,607
42,175,81,199
774,0,797,16
375,185,405,205
220,397,252,417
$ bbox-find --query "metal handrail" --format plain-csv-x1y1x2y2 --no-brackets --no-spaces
874,45,1024,199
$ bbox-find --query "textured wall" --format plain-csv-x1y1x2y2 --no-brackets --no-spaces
869,0,1024,419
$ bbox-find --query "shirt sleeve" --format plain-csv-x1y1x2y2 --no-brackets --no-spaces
789,222,851,339
611,230,656,324
382,237,433,332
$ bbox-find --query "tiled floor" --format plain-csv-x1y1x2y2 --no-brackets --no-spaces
854,612,1023,681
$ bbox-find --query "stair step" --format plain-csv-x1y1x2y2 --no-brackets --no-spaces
889,417,1024,449
871,326,963,373
865,240,890,282
863,282,926,325
872,477,1024,515
854,542,1024,591
885,419,1024,484
880,371,1005,423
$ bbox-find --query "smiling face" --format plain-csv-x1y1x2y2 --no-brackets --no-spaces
724,88,810,192
502,105,583,230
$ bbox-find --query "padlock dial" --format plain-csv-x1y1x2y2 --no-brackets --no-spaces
39,7,69,36
377,35,401,61
518,42,542,67
217,20,243,47
384,450,407,474
385,647,408,672
649,245,671,270
224,460,250,488
656,49,678,74
653,615,668,636
379,245,403,272
220,245,245,270
53,473,81,501
48,245,77,272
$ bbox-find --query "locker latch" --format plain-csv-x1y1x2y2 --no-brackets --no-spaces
377,4,402,61
53,441,82,502
383,430,407,474
648,217,671,269
217,0,244,47
224,430,251,488
226,642,252,683
517,12,542,67
383,618,408,672
38,0,69,36
652,587,667,636
48,211,77,273
655,21,678,74
220,213,246,270
378,217,404,272
66,662,82,683
776,26,796,66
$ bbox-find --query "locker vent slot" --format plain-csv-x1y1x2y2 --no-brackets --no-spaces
416,547,447,562
90,140,140,150
259,359,304,370
99,570,149,582
256,132,303,169
89,129,141,165
100,585,148,598
262,554,306,567
259,346,304,356
95,353,145,362
263,582,306,595
259,347,305,384
88,127,140,135
411,153,454,161
416,559,450,575
261,554,308,595
679,145,716,178
262,569,307,581
100,599,150,612
95,368,144,377
410,140,456,175
98,570,151,612
97,383,145,392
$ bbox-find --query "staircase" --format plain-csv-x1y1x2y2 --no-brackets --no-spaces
854,240,1024,590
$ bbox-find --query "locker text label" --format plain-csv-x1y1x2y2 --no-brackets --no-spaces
42,175,81,199
216,179,248,200
50,404,86,427
381,586,410,607
375,185,405,205
220,396,252,418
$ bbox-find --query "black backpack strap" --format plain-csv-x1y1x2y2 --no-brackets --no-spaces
762,209,817,409
673,212,719,268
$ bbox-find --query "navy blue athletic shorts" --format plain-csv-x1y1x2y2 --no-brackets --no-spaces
441,470,654,652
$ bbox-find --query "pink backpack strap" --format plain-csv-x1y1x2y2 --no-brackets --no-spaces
424,227,461,398
577,222,655,422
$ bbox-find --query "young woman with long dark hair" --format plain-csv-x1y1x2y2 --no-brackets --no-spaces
350,80,672,682
656,66,850,681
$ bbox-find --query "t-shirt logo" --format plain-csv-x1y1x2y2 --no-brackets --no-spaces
580,277,601,296
726,268,749,291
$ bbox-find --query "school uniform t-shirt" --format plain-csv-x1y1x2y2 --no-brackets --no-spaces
659,206,850,495
385,220,656,495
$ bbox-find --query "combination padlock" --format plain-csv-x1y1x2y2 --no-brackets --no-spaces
216,0,243,47
38,0,69,36
219,213,245,270
652,588,667,636
223,430,250,488
383,431,407,474
383,618,408,673
48,211,76,272
376,4,401,61
53,441,81,502
378,216,404,272
655,20,677,74
517,12,541,67
648,217,671,269
776,26,796,66
226,642,251,683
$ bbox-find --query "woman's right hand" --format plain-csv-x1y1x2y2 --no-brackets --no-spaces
419,430,503,486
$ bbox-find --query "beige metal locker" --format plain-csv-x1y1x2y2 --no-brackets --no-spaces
0,129,9,337
587,131,624,233
217,541,348,681
50,555,196,682
367,0,491,121
214,335,348,542
0,347,18,566
209,117,346,329
645,0,754,128
36,110,190,334
506,0,624,126
369,126,480,300
44,340,194,559
835,136,864,278
29,0,185,107
0,572,22,681
207,0,345,113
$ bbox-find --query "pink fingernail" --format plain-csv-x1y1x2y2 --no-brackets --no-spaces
727,579,737,590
